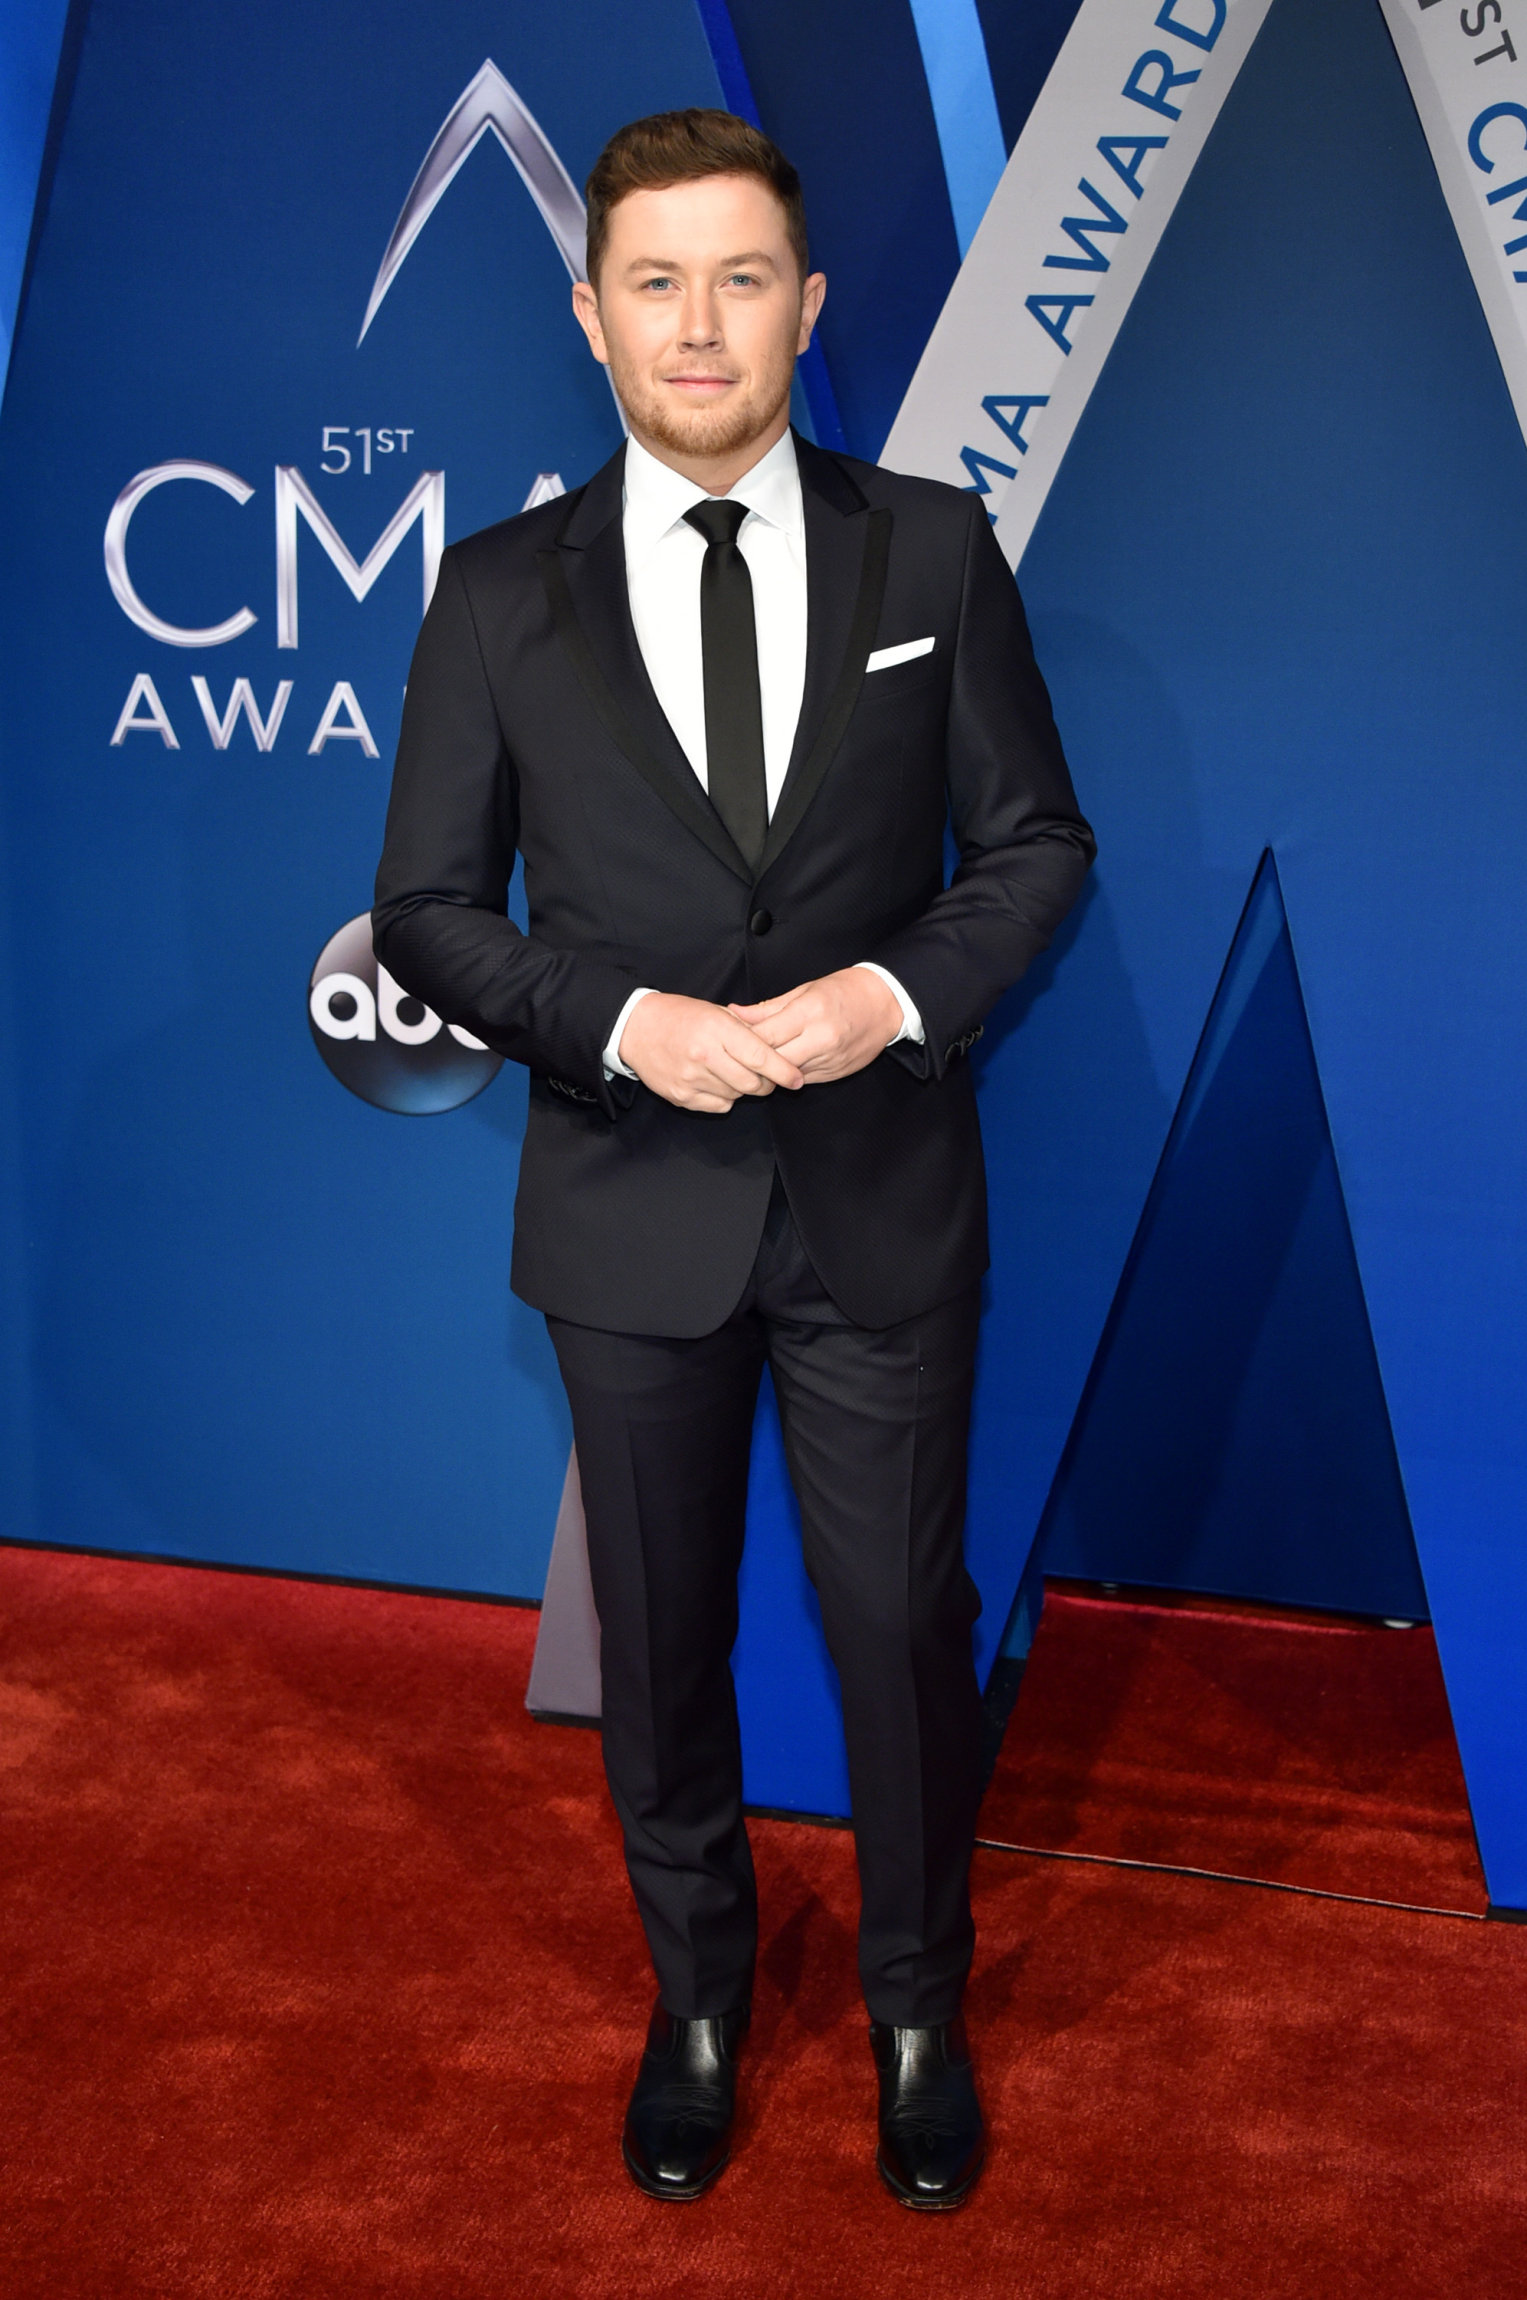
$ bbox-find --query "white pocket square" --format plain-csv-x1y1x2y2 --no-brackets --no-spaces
865,636,936,672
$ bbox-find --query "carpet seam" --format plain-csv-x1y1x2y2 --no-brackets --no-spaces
972,1835,1487,1921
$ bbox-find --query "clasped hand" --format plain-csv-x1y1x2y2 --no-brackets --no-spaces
618,968,901,1114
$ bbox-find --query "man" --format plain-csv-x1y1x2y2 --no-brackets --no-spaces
374,108,1093,2210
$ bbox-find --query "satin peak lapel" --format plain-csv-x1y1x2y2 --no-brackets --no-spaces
540,450,750,884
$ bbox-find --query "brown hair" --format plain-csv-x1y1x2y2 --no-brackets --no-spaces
583,109,809,288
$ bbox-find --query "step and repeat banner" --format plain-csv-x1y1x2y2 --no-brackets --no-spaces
889,0,1527,561
0,0,711,1590
879,0,1527,1904
889,0,1279,562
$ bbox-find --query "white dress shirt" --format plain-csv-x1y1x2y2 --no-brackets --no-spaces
603,430,924,1077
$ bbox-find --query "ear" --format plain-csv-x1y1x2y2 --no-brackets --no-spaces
797,270,826,354
571,280,610,367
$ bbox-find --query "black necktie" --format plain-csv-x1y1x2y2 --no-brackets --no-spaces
683,497,768,870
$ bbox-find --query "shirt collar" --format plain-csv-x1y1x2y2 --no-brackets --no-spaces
623,428,803,564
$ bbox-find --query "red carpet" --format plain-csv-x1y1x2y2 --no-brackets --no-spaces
980,1585,1487,1911
3,1545,1523,2298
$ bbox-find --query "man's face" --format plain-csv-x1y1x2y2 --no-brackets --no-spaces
572,173,826,468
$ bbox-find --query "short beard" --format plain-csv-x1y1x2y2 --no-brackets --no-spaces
606,342,795,466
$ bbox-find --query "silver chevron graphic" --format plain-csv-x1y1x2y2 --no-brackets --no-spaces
359,60,589,343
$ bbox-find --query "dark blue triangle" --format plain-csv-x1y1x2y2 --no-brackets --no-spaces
1036,852,1427,1622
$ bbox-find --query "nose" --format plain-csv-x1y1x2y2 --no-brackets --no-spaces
677,288,722,350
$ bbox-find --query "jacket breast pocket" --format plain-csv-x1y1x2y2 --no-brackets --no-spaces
857,646,943,706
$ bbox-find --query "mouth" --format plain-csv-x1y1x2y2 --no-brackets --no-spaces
662,373,738,397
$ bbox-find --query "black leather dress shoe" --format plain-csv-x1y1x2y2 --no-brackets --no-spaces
870,2015,986,2209
621,2001,749,2200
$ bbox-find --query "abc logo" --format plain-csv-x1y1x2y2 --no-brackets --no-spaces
309,913,502,1114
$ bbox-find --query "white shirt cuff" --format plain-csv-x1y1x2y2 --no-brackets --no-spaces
607,969,924,1077
602,986,657,1079
852,963,925,1047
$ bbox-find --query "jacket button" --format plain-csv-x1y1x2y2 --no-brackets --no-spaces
748,908,773,935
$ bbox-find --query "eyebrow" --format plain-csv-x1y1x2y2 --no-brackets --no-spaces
623,249,781,274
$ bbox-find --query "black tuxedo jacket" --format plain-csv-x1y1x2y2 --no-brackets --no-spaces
373,433,1094,1336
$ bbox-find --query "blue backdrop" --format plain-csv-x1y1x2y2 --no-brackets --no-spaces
0,0,711,1588
3,0,1526,1907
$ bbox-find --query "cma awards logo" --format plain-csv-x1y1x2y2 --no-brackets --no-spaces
309,915,502,1114
100,60,596,1116
102,63,600,760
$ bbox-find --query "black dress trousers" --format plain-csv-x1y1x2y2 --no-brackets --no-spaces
546,1175,985,2029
